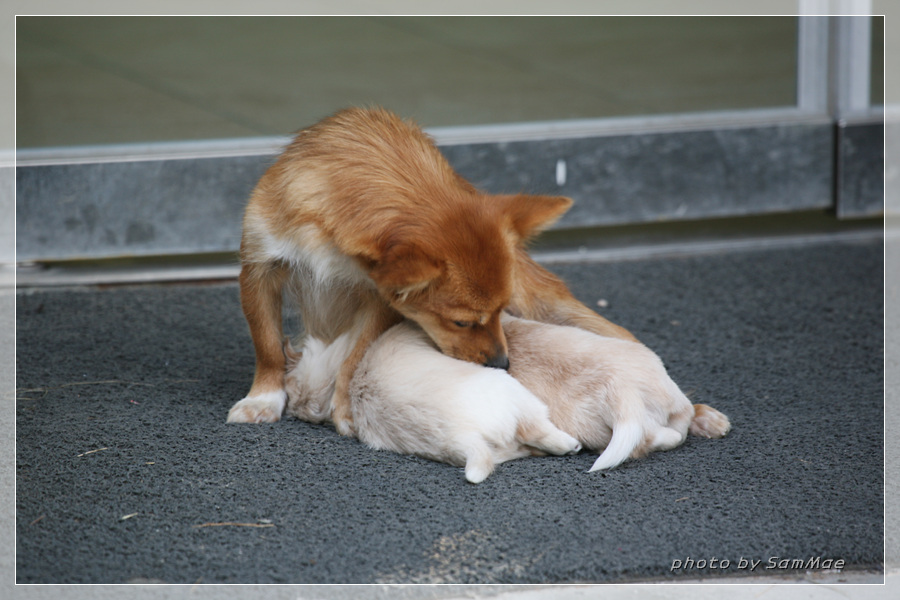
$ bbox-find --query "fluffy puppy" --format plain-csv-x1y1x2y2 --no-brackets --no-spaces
285,315,730,482
501,316,730,469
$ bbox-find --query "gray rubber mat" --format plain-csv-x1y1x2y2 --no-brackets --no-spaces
15,239,883,584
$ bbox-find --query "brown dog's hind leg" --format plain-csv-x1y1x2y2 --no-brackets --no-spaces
227,260,290,423
510,249,637,342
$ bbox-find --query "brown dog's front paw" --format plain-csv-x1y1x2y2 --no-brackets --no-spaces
227,391,287,423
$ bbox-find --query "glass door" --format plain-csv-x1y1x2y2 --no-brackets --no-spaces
14,14,883,265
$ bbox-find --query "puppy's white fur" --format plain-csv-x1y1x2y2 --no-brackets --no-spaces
285,315,729,482
500,315,730,470
286,322,581,483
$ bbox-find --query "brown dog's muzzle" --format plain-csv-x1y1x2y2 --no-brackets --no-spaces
483,348,510,371
484,353,510,371
480,317,510,370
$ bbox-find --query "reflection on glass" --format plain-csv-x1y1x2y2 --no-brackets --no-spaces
16,16,798,148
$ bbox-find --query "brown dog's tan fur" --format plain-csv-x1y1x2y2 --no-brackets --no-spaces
229,107,635,431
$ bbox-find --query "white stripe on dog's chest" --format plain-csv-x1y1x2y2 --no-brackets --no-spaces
264,223,371,289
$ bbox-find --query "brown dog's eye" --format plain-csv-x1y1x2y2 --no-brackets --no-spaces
453,320,473,328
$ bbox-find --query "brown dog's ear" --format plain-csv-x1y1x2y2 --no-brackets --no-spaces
369,244,442,302
500,194,573,241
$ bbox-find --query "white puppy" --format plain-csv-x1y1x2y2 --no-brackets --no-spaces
284,322,581,483
501,315,730,468
285,315,729,483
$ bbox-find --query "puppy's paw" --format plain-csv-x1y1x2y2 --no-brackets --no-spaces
537,429,583,456
649,426,686,452
464,457,495,484
689,404,731,438
561,433,583,456
227,390,287,423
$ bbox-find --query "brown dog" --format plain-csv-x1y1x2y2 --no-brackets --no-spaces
228,107,635,433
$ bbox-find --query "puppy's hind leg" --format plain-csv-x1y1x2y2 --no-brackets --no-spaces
648,426,686,452
650,402,691,453
462,439,498,484
516,414,582,457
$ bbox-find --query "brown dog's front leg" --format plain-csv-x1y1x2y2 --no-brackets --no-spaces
511,248,638,342
228,260,290,423
330,306,403,436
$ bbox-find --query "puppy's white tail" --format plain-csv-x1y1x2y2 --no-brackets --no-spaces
588,421,643,472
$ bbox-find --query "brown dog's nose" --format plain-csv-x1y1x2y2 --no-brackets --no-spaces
485,354,510,371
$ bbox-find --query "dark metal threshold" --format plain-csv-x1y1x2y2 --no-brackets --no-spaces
15,211,884,289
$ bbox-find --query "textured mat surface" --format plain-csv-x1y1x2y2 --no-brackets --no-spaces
15,239,884,584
